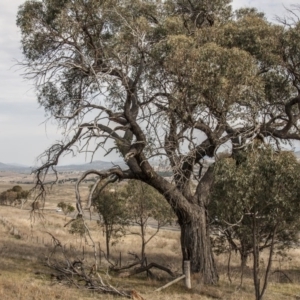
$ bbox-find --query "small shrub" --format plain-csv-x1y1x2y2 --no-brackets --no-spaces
69,219,85,237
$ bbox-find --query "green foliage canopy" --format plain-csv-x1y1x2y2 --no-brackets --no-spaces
124,180,175,228
210,146,300,257
0,186,30,206
57,201,75,216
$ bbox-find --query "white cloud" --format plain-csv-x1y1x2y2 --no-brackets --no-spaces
0,0,65,165
231,0,296,21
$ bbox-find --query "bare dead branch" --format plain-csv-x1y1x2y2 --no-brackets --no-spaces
45,234,132,298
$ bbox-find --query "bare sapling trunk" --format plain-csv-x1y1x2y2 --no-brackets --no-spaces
240,251,249,287
252,218,278,300
105,224,111,260
252,214,260,300
140,221,146,265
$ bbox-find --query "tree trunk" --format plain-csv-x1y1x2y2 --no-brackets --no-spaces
240,252,249,287
252,215,261,300
147,165,218,284
105,223,110,260
241,253,248,269
141,224,146,265
178,207,218,284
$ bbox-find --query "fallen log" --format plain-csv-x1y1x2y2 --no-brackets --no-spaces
155,275,186,292
128,263,175,277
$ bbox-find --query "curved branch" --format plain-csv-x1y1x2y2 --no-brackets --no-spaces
87,175,118,209
279,95,300,133
55,103,126,125
75,168,135,214
125,262,175,278
140,92,173,106
80,122,124,141
265,95,300,139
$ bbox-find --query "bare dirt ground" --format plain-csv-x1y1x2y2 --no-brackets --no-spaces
1,173,300,299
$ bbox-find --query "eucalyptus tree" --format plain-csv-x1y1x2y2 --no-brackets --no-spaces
17,0,300,283
92,185,129,260
211,147,300,299
124,180,175,264
57,201,75,219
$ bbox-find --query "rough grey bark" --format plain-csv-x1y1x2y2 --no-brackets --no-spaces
144,165,218,283
179,210,218,283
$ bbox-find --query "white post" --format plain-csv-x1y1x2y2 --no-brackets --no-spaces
184,260,191,289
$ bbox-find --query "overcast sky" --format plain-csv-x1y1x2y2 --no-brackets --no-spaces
0,0,297,166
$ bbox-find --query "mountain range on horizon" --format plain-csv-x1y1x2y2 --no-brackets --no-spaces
1,150,300,173
0,160,127,173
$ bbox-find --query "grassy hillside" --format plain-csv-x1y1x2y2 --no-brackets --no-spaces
1,182,300,299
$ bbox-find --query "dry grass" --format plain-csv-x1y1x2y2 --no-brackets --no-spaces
1,180,300,299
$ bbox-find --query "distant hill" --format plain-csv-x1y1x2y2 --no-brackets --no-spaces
0,162,31,173
56,160,127,172
294,151,300,159
0,160,127,173
8,163,28,167
2,151,298,174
